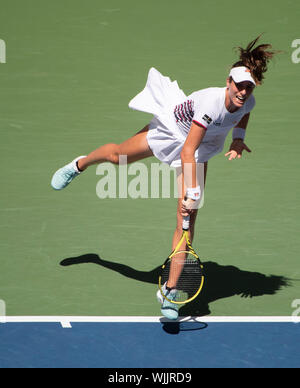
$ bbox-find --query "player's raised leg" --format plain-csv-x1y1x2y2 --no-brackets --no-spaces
51,125,153,190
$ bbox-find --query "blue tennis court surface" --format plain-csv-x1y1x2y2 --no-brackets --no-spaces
0,321,299,368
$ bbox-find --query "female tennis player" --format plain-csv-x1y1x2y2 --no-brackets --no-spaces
51,35,277,320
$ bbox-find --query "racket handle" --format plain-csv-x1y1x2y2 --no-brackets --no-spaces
182,215,190,231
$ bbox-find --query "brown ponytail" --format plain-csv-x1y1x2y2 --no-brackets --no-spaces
231,35,278,85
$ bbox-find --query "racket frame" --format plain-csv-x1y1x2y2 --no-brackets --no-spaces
158,229,204,305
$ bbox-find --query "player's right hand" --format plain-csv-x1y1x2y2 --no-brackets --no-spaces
181,198,198,216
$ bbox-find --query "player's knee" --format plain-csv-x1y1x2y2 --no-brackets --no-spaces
107,144,121,164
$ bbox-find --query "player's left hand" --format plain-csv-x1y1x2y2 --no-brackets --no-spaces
225,139,251,160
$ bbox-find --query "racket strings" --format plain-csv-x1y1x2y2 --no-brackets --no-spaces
161,252,203,303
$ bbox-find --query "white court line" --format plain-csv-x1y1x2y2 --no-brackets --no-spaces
2,316,300,328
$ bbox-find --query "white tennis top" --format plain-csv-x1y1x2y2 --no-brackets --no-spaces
129,68,256,166
174,87,256,162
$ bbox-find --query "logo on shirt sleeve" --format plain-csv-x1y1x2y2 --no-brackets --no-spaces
202,114,212,125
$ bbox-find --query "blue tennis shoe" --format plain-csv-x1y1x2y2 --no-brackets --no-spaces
51,156,86,190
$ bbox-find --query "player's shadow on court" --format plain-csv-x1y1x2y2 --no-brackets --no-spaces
60,254,290,317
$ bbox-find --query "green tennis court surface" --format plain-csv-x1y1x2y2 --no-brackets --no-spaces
0,0,299,318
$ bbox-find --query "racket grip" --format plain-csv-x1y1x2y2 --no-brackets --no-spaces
182,215,190,231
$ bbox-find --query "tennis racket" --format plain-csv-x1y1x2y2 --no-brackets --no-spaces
158,215,204,304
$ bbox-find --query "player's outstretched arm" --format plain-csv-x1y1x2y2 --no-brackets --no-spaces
225,113,252,160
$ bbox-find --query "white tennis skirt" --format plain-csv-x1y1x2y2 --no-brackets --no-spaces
129,67,189,168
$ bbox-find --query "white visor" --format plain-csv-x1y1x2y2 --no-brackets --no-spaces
229,66,256,86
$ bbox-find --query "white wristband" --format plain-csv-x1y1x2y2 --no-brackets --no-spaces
186,186,201,201
232,127,246,140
